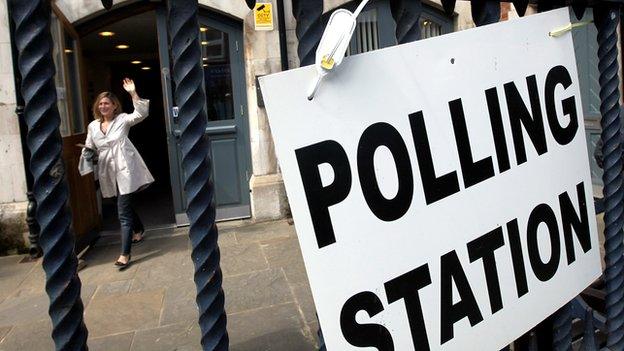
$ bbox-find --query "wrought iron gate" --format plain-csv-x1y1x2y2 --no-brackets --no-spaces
7,0,624,350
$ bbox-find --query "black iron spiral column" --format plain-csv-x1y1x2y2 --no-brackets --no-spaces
471,0,500,26
26,191,42,258
595,4,624,350
292,0,323,66
166,1,228,350
551,303,572,350
390,0,423,44
290,1,324,348
8,0,88,350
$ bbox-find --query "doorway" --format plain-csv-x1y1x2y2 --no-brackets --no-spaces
80,11,175,233
77,4,252,232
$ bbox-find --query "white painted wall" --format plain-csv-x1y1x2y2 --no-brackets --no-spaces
0,0,27,204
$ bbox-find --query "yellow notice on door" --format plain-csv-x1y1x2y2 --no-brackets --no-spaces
254,2,274,31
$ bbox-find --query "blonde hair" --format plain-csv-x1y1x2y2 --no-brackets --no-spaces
92,91,122,121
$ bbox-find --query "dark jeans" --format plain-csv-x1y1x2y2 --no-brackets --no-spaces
117,193,144,255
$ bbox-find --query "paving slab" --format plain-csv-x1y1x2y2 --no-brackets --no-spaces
78,245,140,285
95,279,132,297
0,327,11,344
0,292,48,328
8,262,45,299
291,283,317,324
228,302,315,351
221,242,268,277
129,250,194,293
235,221,295,244
0,256,35,303
131,322,201,351
0,281,95,329
160,278,198,326
217,228,238,247
223,268,293,314
0,319,53,351
84,289,165,338
262,237,309,285
0,219,321,350
305,320,321,347
89,331,134,351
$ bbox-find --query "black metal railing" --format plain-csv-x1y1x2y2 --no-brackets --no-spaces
7,0,624,350
9,1,89,350
166,0,228,349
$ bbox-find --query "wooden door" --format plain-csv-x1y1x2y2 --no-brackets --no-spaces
52,6,100,250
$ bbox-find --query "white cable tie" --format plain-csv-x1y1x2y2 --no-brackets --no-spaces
549,20,593,37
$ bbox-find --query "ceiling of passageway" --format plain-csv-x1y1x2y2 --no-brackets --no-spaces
81,11,158,62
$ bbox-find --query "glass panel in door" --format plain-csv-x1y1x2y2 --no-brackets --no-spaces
200,26,235,121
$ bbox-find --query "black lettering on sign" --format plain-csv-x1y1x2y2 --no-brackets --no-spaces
545,65,579,146
507,219,529,298
527,203,561,282
358,123,414,221
449,98,495,188
467,227,505,314
384,263,433,351
486,87,511,174
559,182,591,264
504,75,548,165
295,140,351,248
340,291,395,350
409,111,460,205
440,250,483,344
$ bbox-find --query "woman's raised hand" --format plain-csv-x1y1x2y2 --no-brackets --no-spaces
123,78,140,101
122,78,136,93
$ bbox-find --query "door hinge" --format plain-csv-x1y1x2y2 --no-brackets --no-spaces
235,41,239,52
240,105,244,116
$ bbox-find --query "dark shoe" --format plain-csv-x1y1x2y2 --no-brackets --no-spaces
132,231,144,244
114,255,131,269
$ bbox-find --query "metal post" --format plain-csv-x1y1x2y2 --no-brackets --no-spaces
26,191,42,258
595,3,624,350
390,0,423,44
8,0,88,350
552,304,572,351
8,0,41,259
291,1,324,348
471,0,501,26
291,0,324,66
166,1,228,350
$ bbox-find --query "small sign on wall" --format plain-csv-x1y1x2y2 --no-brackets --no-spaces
254,2,274,31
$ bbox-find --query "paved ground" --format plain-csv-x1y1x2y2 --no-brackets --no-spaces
0,219,320,351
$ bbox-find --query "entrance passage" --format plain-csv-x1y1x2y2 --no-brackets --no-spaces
81,11,175,232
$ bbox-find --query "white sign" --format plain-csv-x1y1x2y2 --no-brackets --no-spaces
260,8,601,351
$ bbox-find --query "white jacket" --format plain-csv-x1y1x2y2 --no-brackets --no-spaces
79,99,154,198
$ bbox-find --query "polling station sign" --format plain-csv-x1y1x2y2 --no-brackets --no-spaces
259,8,601,351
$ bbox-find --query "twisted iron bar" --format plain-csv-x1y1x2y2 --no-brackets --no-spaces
292,1,324,348
581,308,598,350
9,0,88,350
471,0,500,26
292,0,323,66
595,4,624,350
552,304,572,351
512,0,529,17
26,191,42,258
390,0,422,44
166,1,228,349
